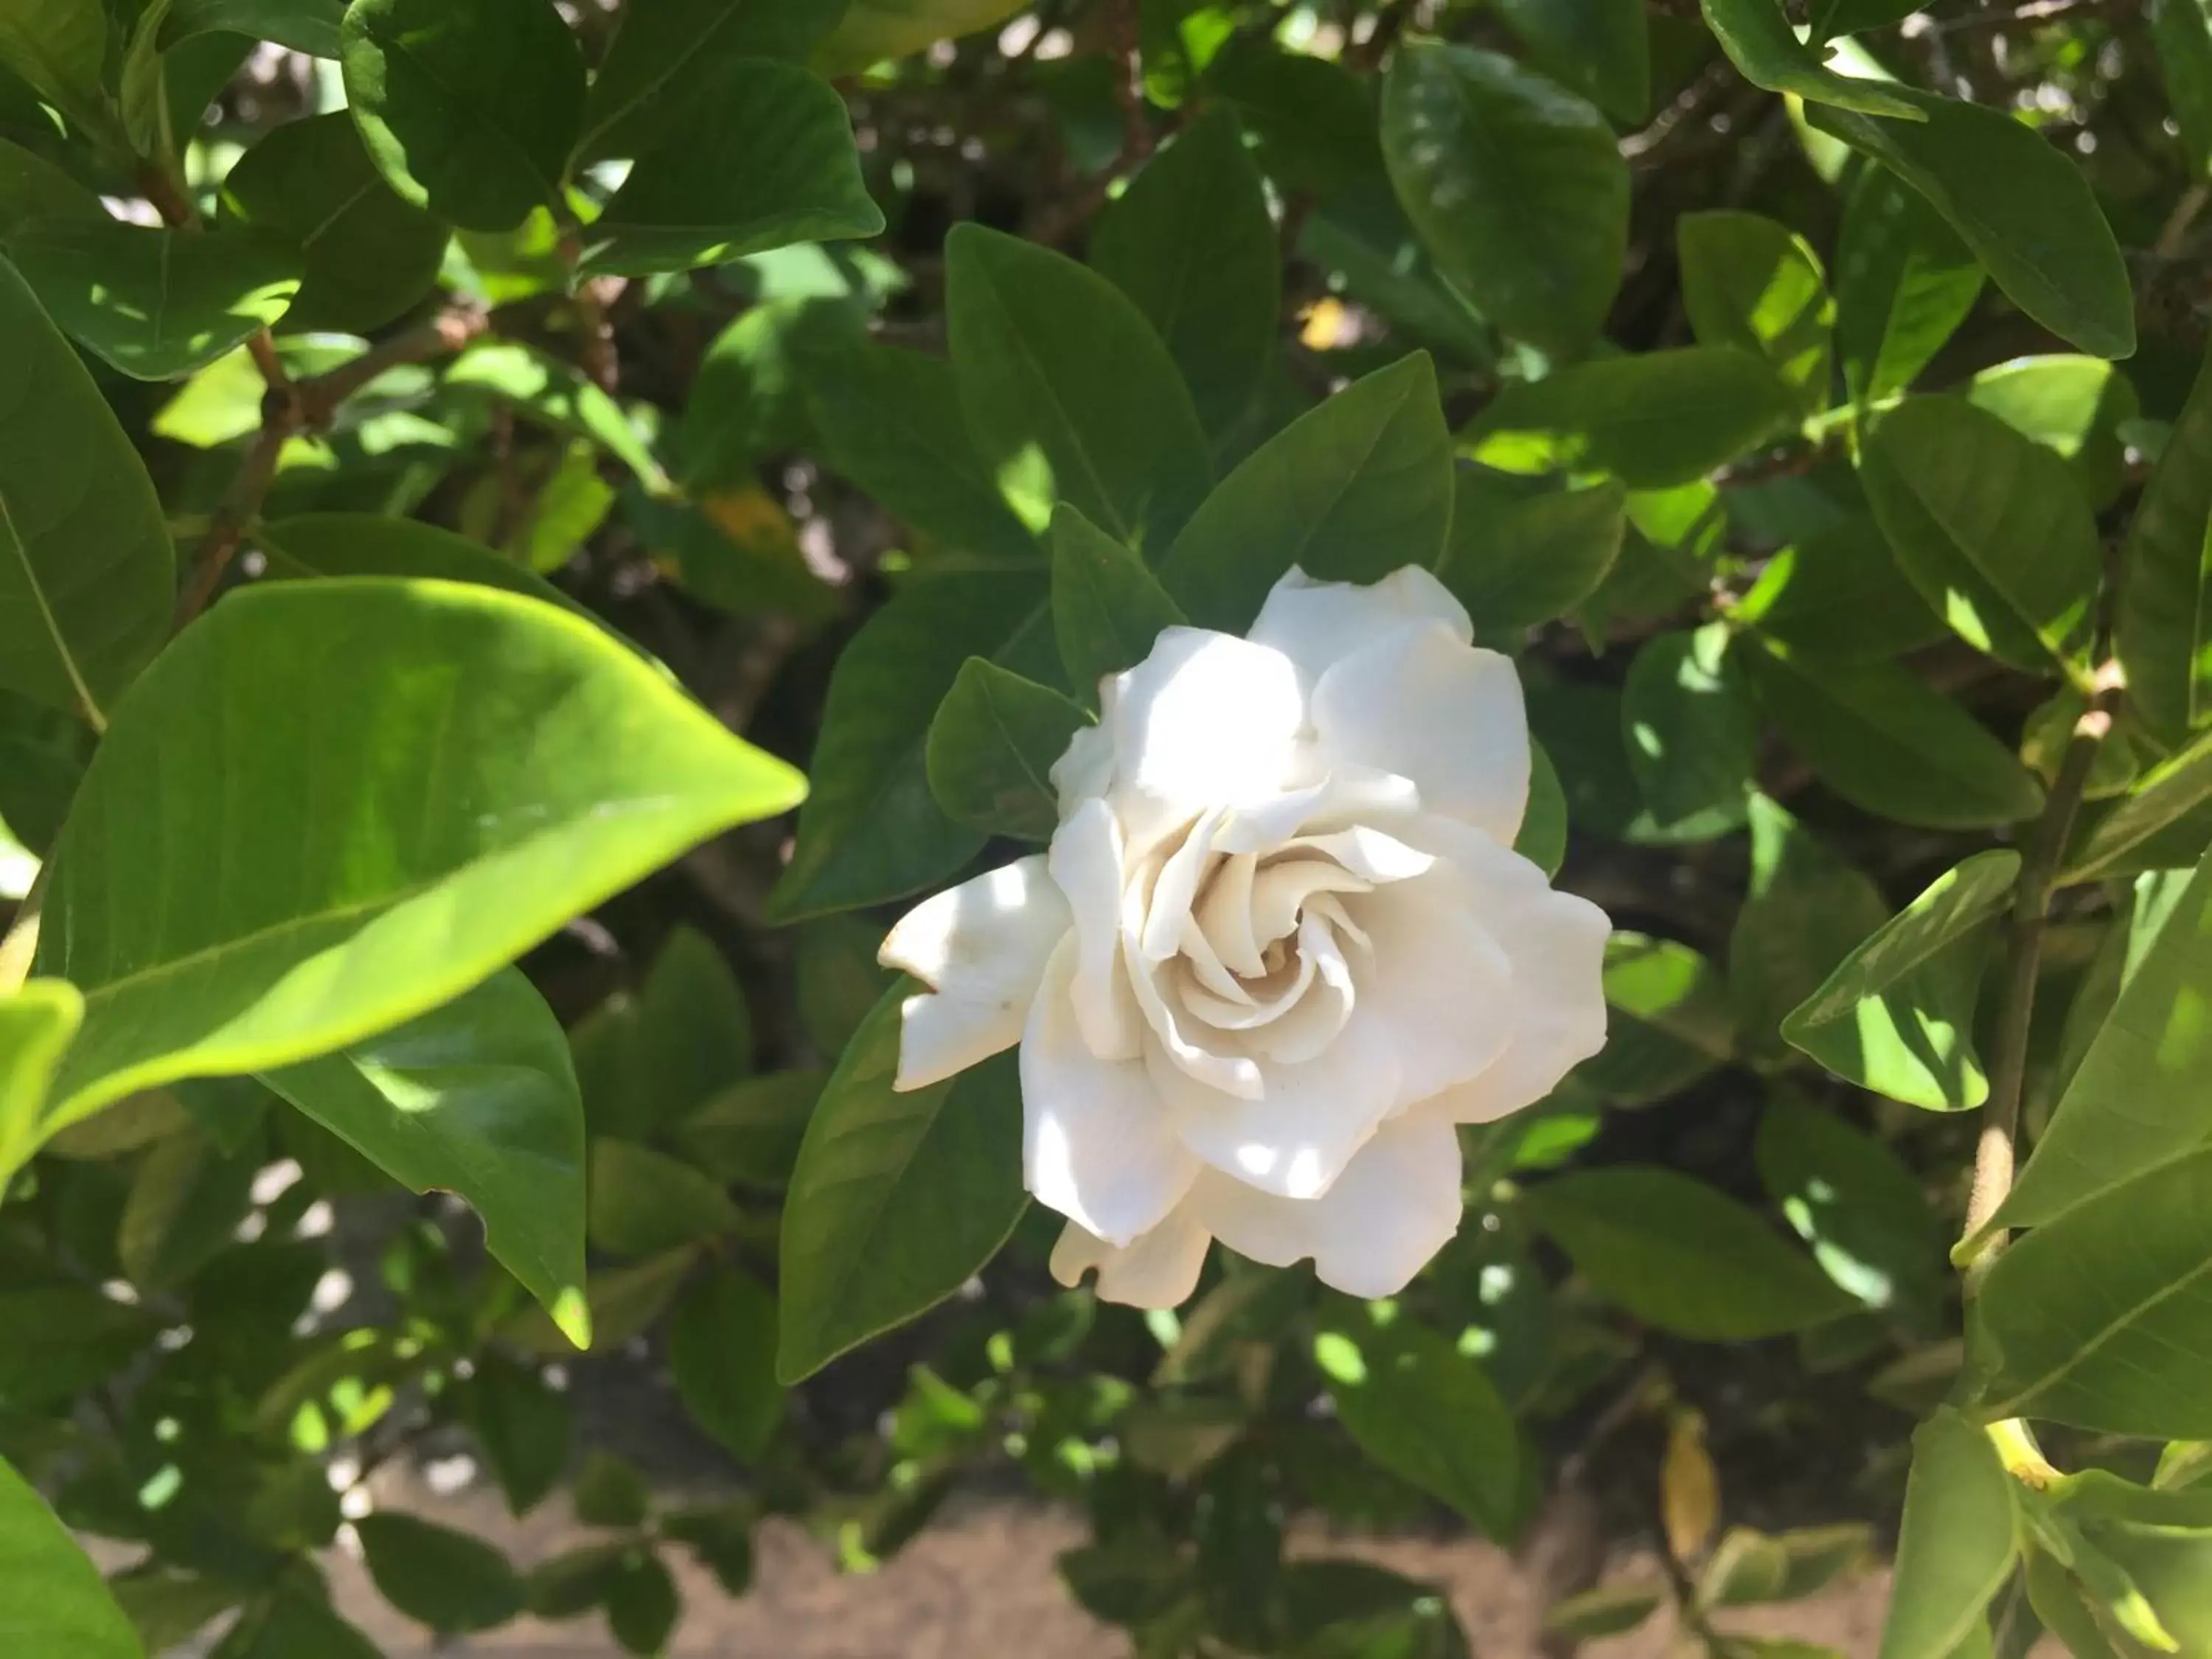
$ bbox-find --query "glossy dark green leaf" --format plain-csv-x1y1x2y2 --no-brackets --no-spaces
341,0,585,233
117,1123,261,1291
354,1513,525,1634
812,0,1026,74
1781,851,2014,1112
1732,514,1947,662
769,568,1046,920
1808,88,2135,361
1159,355,1453,630
678,296,865,489
605,1549,680,1656
0,254,171,726
1809,0,1923,38
32,580,804,1138
254,513,602,633
672,1070,822,1189
1380,41,1627,356
502,1248,695,1357
8,221,300,381
580,0,848,158
1744,641,2044,830
804,343,1037,564
588,1138,739,1259
1461,347,1798,490
1517,740,1567,878
2156,0,2212,175
162,0,343,53
1699,0,1924,116
1051,504,1186,703
2065,726,2212,886
1576,932,1734,1106
446,341,669,492
0,1457,143,1659
925,659,1090,841
2116,345,2212,742
266,969,589,1343
1493,0,1648,122
1966,355,2138,510
220,111,448,334
1314,1302,1520,1538
1834,166,1983,404
1879,1410,2019,1659
465,1352,571,1517
0,0,114,140
1524,1166,1856,1339
1728,796,1890,1051
2003,851,2212,1227
1861,397,2099,670
1756,1096,1944,1314
0,137,103,245
669,1265,783,1461
1439,476,1624,631
778,986,1026,1382
1621,623,1756,829
1679,210,1833,412
585,59,880,276
948,222,1209,550
1091,111,1279,437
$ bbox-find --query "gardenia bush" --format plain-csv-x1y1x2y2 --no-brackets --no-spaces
2,0,2212,1657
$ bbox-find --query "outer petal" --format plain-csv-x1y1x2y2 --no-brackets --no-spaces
1023,939,1201,1245
1048,798,1142,1061
1405,824,1611,1124
1352,860,1517,1108
1192,1116,1464,1298
881,856,1073,1091
1049,1212,1212,1308
1108,628,1307,847
1248,566,1473,688
1311,622,1529,845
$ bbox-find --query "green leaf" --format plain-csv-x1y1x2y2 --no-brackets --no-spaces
679,297,866,490
580,0,848,159
778,985,1026,1382
606,1550,680,1656
0,1457,143,1659
1380,41,1627,357
265,970,590,1344
769,568,1046,920
1806,88,2135,361
1051,503,1187,702
502,1248,695,1357
585,59,881,276
925,659,1090,841
161,0,345,56
32,579,804,1138
1517,740,1567,878
117,1123,261,1291
0,137,105,245
1461,347,1798,490
1860,397,2100,671
1492,0,1649,122
220,111,448,335
812,0,1025,74
1678,210,1833,413
1313,1302,1520,1538
671,1069,822,1188
1781,851,2016,1111
8,221,300,381
1621,622,1756,829
1743,641,2045,830
1756,1096,1944,1314
0,984,86,1183
2002,851,2212,1228
0,0,114,141
575,925,755,1140
1834,165,1983,404
1698,0,1925,117
1523,1166,1856,1339
1438,476,1625,631
2116,346,2212,742
588,1138,739,1258
2065,729,2212,884
341,0,585,234
463,1352,571,1517
354,1513,524,1634
1966,355,2139,510
1576,933,1735,1106
215,1591,382,1659
947,223,1211,550
1091,111,1280,437
1880,1410,2019,1659
669,1265,783,1461
1158,354,1454,631
1728,796,1890,1052
254,513,605,634
446,341,669,493
1543,1582,1666,1639
804,343,1038,565
1809,0,1923,38
2156,0,2212,176
1731,513,1950,663
0,254,172,726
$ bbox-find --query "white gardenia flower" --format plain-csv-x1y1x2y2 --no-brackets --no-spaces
880,566,1611,1309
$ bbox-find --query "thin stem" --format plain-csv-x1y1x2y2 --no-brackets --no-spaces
174,419,293,629
298,307,488,422
1106,0,1153,173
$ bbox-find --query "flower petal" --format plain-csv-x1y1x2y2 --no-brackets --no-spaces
1311,622,1528,845
882,856,1073,1091
1352,860,1517,1108
1249,566,1472,688
1109,628,1308,848
1049,1212,1211,1308
1023,938,1201,1245
1192,1115,1464,1298
1049,798,1143,1062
